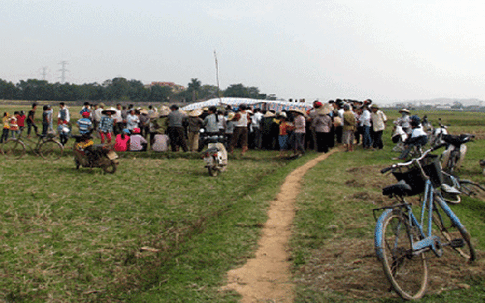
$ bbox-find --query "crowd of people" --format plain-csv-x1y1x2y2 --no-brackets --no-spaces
3,99,428,157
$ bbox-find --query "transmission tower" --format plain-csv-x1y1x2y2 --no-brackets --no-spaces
41,67,48,80
58,61,69,83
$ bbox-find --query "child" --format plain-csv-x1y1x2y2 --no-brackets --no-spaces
17,111,26,133
1,112,10,143
77,111,92,135
9,112,19,138
277,112,294,157
99,107,116,144
57,119,70,146
114,129,130,152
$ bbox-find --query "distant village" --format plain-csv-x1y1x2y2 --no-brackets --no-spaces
384,99,485,112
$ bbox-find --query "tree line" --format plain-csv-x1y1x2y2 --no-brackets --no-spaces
0,77,270,102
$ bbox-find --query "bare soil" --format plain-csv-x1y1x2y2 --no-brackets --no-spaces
222,150,339,302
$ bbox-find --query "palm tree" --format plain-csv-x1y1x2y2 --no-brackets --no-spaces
188,78,201,101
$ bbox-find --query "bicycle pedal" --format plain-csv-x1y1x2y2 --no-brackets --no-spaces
451,238,465,248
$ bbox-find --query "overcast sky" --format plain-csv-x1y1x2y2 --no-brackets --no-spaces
2,0,485,103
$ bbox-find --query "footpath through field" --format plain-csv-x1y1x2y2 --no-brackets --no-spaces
222,149,339,302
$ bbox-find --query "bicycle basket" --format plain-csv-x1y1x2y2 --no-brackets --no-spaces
391,154,443,196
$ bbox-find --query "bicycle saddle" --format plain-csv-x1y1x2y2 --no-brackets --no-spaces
383,180,413,197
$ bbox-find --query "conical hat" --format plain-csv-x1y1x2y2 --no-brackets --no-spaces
189,109,203,117
263,111,275,118
317,104,332,115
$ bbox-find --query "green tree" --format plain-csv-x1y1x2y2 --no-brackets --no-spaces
0,79,18,99
149,85,172,102
187,78,202,101
223,83,265,99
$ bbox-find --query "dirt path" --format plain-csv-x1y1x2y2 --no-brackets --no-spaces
222,149,338,303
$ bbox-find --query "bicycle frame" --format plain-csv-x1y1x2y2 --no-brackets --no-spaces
375,179,443,260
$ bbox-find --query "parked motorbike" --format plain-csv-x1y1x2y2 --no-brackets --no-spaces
201,133,227,177
427,118,448,148
391,125,408,152
441,133,474,173
72,134,119,174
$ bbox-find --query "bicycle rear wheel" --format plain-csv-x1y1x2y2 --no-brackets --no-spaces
433,195,476,261
458,180,485,201
2,139,26,159
40,139,64,160
380,210,428,300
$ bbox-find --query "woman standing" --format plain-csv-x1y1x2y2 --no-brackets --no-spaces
313,104,333,153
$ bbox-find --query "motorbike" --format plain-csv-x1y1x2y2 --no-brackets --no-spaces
391,125,408,152
72,134,119,174
200,132,227,177
441,133,474,173
427,118,448,148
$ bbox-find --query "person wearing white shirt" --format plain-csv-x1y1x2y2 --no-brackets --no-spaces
394,116,428,160
251,108,263,149
359,106,372,149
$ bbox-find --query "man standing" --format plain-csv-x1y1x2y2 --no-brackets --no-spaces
308,101,322,151
251,108,263,149
27,103,38,138
371,104,387,150
112,103,123,135
58,102,70,124
359,104,372,149
92,103,104,134
229,104,250,155
167,105,188,152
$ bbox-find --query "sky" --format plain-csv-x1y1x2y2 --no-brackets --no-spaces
2,0,485,103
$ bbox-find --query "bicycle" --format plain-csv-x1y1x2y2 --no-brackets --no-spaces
1,130,64,160
373,146,476,300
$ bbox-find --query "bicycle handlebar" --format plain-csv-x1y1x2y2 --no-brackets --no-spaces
381,143,447,174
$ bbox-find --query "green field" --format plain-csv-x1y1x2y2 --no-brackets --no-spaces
1,104,485,302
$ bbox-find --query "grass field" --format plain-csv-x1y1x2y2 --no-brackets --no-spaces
1,104,485,302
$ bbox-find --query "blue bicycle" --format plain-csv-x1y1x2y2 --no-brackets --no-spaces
373,146,476,300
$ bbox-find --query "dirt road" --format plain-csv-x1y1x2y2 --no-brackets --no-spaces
222,150,338,302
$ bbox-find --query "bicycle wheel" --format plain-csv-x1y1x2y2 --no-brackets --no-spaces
380,210,428,300
1,139,26,159
458,180,485,201
39,139,64,160
433,195,476,261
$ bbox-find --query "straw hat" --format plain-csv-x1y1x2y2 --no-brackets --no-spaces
149,111,160,119
140,109,149,115
317,104,333,115
101,107,116,115
227,112,236,121
399,108,410,114
289,108,307,117
263,111,275,118
277,112,287,118
159,108,170,117
189,109,203,117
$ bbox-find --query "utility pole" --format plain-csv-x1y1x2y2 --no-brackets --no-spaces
58,61,69,83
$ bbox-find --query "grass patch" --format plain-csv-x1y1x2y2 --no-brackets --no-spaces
291,110,485,302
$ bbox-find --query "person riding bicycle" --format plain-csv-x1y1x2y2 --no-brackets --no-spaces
393,115,428,160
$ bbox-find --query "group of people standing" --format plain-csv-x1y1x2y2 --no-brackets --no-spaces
2,99,394,157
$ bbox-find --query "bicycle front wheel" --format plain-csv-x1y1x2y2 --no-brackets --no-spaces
433,195,476,261
380,210,428,300
2,139,26,159
40,139,64,160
